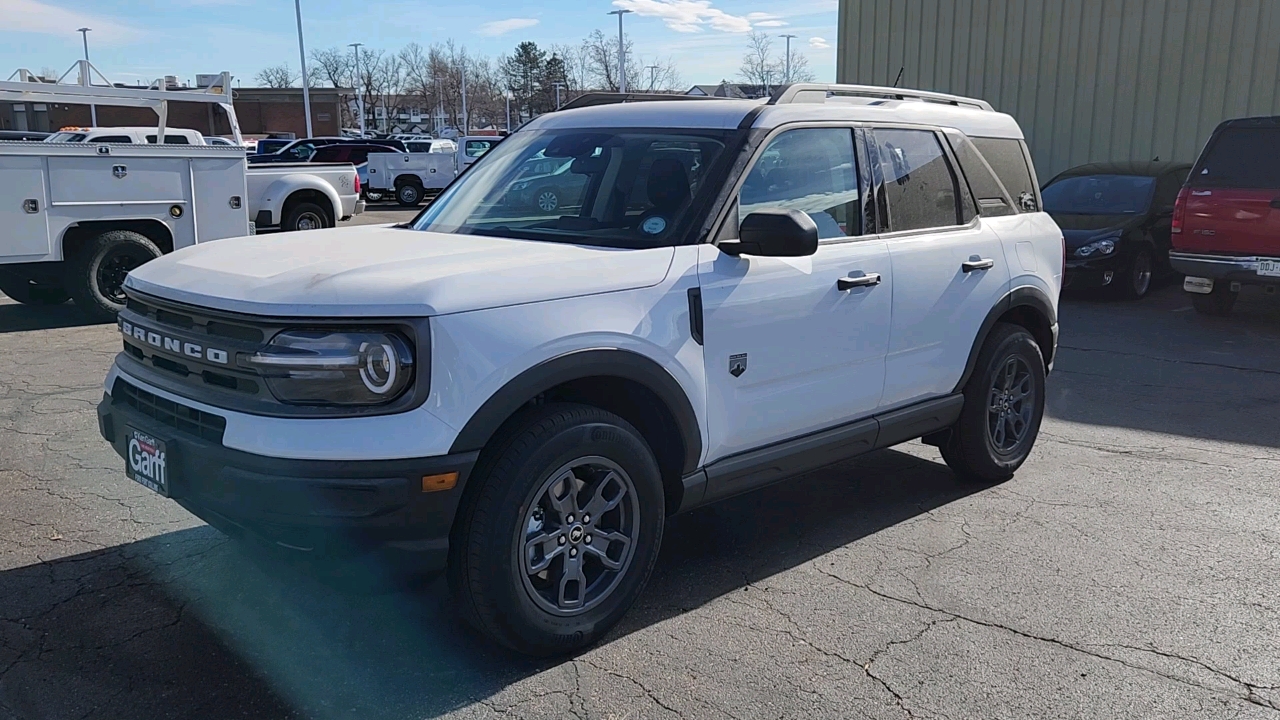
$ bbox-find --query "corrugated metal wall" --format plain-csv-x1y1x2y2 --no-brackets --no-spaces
837,0,1280,178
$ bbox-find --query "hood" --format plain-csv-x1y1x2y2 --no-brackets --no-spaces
1049,213,1143,248
125,225,676,317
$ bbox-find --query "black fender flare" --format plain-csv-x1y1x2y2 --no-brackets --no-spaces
953,286,1058,393
449,348,703,475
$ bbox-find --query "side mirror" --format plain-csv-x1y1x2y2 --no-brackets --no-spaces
720,209,819,257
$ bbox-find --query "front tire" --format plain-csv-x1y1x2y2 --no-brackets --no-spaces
66,230,162,322
1121,247,1154,299
396,182,423,207
941,323,1046,483
448,404,665,656
534,187,560,213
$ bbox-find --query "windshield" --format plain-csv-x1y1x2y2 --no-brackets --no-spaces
1042,175,1155,215
412,128,730,248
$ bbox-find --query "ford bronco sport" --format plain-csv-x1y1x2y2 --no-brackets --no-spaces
97,84,1063,655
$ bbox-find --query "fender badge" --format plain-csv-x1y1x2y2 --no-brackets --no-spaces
729,353,747,378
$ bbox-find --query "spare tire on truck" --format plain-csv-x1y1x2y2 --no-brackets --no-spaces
66,230,162,322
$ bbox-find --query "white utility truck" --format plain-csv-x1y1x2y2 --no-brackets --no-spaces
365,135,500,206
0,63,361,320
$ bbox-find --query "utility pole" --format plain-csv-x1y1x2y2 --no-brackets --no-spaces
607,9,632,93
779,34,797,84
77,28,96,126
293,0,313,137
348,42,364,136
646,64,659,92
553,82,564,110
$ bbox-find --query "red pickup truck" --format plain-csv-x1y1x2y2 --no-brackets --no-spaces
1169,116,1280,316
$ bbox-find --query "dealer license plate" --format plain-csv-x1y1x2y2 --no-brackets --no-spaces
125,427,170,496
1258,259,1280,277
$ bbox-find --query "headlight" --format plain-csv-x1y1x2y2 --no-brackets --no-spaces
512,181,530,192
246,330,414,405
1075,238,1117,257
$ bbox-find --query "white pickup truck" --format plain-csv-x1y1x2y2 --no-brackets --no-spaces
365,135,500,206
0,66,361,320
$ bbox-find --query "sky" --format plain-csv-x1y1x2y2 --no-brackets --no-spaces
1,0,839,89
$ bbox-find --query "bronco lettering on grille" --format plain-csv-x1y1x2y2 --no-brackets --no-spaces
119,319,231,365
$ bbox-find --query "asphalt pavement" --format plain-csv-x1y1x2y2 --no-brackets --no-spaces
2,210,1279,719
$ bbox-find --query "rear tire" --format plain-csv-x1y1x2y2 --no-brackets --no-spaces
448,403,665,656
364,189,385,203
941,323,1046,483
1121,247,1154,299
1191,285,1237,316
396,182,423,207
282,201,331,232
66,230,162,322
0,273,69,305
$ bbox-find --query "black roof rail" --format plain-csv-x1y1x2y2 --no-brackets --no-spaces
558,92,746,111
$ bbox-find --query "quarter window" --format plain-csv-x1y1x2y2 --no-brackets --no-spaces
970,137,1039,211
738,128,861,239
874,129,960,232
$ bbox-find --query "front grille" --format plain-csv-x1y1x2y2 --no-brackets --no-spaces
113,379,226,443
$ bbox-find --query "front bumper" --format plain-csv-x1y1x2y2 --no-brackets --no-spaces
97,379,476,572
1169,251,1280,286
1064,252,1129,289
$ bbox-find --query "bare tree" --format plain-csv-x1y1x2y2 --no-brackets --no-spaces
783,46,816,83
739,32,782,90
310,47,356,125
581,29,640,92
255,63,298,88
635,55,683,92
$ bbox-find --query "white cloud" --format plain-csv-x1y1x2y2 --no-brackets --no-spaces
809,36,831,49
477,18,540,37
4,0,138,43
613,0,783,34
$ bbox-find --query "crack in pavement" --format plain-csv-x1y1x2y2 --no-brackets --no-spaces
813,566,1280,714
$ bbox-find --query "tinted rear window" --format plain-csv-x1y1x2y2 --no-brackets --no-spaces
312,146,351,162
971,137,1038,211
146,135,191,145
1192,127,1280,189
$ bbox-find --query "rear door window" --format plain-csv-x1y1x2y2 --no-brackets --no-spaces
873,128,960,232
311,146,352,163
145,135,191,144
1192,127,1280,189
92,136,133,144
944,130,1013,217
971,137,1039,212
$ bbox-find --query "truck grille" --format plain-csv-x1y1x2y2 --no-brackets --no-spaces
112,378,226,443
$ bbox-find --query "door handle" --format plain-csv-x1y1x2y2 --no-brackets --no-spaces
837,273,881,291
962,258,995,272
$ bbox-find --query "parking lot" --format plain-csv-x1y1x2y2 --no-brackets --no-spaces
2,207,1280,719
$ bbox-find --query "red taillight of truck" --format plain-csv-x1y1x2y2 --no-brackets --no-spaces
1171,186,1188,236
354,172,361,195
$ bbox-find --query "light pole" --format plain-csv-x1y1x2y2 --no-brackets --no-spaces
348,42,365,136
505,89,512,132
606,9,632,93
77,28,97,126
293,0,313,138
779,34,797,83
553,82,564,110
646,64,659,92
460,60,468,134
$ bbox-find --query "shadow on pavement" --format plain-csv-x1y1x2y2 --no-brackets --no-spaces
1047,285,1280,448
0,300,103,334
0,448,976,719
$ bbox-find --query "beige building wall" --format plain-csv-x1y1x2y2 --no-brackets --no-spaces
837,0,1280,178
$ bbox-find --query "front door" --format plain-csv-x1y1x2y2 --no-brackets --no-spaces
699,127,892,464
870,127,1011,407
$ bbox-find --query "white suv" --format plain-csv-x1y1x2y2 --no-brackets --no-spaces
97,84,1063,655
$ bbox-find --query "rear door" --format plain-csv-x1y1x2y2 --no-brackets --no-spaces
1183,123,1280,256
872,127,1010,408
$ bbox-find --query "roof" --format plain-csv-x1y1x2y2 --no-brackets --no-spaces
1054,160,1194,179
530,94,1026,140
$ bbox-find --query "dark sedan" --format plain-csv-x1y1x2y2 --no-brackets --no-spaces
1043,161,1191,298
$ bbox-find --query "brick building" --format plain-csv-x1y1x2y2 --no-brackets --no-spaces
2,86,351,138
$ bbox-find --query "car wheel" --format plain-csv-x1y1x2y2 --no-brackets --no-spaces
1122,248,1154,299
283,202,330,232
535,188,560,213
66,230,162,322
941,323,1046,483
396,183,423,207
364,190,385,203
0,273,69,305
448,403,665,656
1191,284,1237,316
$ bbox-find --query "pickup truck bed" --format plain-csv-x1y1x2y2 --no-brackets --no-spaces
246,162,363,232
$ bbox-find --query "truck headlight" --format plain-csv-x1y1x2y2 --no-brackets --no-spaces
246,330,414,405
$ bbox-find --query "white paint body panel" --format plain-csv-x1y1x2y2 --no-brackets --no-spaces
366,151,456,192
698,240,893,462
244,163,360,227
0,142,249,265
